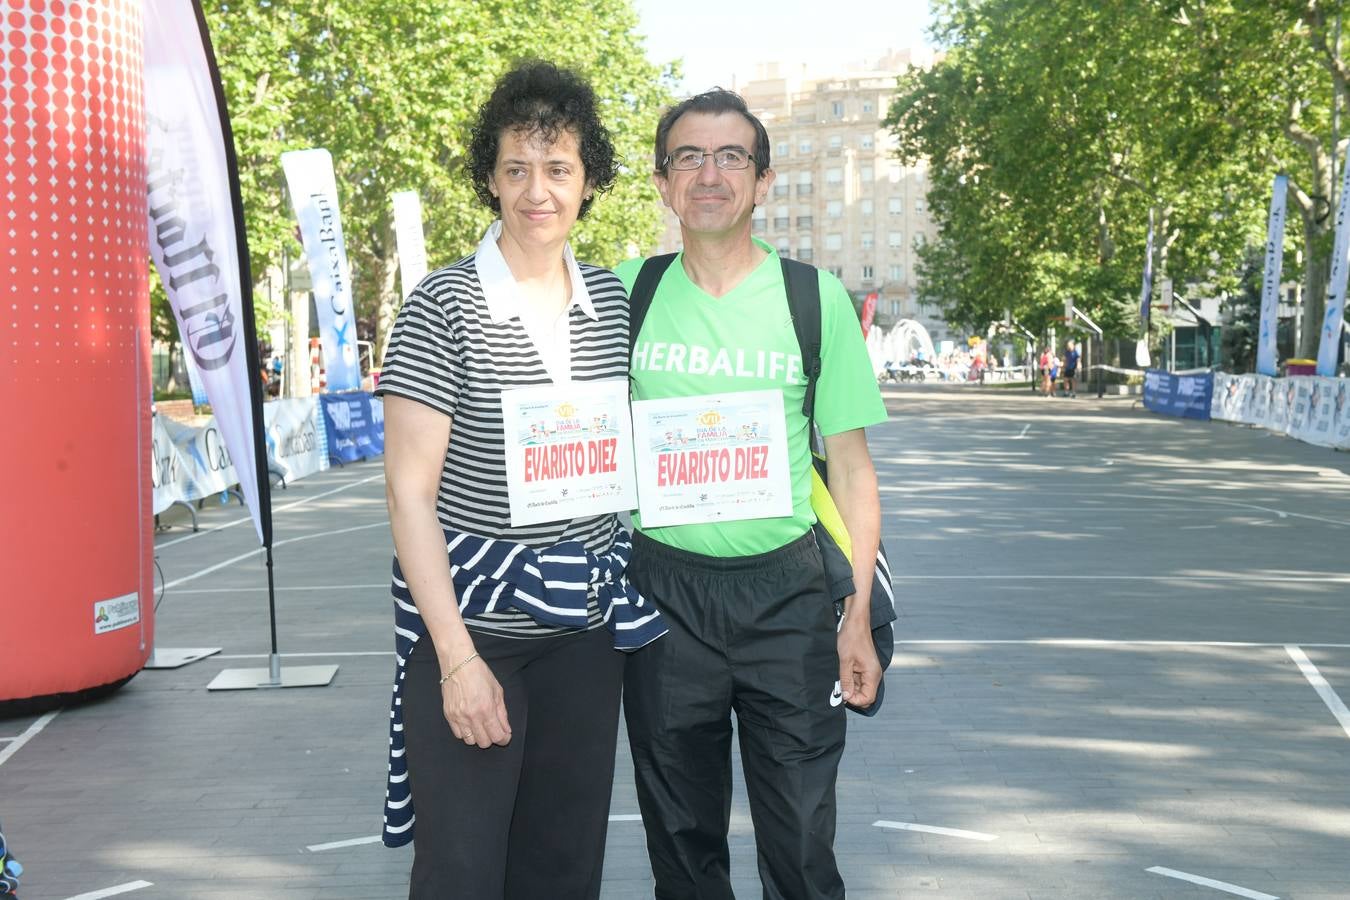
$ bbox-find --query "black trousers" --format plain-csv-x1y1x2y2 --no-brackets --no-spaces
624,531,847,900
402,625,624,899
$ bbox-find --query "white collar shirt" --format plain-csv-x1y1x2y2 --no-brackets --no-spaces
474,220,595,384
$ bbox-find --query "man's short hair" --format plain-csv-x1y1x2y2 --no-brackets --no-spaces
653,89,771,177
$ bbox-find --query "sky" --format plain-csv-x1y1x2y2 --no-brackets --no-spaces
629,0,936,94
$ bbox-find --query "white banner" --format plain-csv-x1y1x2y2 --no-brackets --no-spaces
1256,174,1288,377
1209,373,1350,450
282,148,362,392
144,0,264,542
152,399,330,514
392,191,428,302
264,398,327,483
1318,158,1350,375
1138,209,1154,323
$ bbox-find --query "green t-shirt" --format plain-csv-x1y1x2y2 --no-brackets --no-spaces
617,241,887,557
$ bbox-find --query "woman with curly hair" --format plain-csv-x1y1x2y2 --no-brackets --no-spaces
374,61,664,898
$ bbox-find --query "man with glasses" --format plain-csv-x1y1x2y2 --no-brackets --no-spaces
615,89,888,900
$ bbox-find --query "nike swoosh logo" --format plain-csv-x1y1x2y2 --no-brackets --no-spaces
829,680,844,707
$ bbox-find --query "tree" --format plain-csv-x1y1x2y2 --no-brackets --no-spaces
886,0,1295,351
201,0,676,356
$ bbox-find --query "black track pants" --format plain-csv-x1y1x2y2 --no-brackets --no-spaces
623,531,847,900
402,626,624,900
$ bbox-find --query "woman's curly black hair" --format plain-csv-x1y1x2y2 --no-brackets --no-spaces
468,61,618,220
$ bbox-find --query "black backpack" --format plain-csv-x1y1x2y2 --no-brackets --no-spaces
626,254,897,715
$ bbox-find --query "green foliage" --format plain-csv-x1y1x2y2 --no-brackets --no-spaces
887,0,1338,346
200,0,676,336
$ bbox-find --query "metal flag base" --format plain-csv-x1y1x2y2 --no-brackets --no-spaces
207,654,338,691
144,647,222,669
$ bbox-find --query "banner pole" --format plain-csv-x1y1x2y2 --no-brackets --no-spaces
183,0,333,691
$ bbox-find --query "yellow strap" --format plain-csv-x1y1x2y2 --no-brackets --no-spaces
810,462,853,563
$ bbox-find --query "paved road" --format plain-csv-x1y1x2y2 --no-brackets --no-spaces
4,386,1349,899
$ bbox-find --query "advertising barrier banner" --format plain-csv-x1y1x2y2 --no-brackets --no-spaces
1206,373,1350,450
153,399,334,514
1142,369,1213,420
319,393,385,465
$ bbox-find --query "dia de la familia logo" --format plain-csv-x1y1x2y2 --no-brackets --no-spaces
95,606,110,624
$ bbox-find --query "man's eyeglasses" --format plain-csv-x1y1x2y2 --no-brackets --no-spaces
663,148,756,171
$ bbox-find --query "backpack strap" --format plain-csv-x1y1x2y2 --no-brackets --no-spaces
627,253,678,362
781,256,822,446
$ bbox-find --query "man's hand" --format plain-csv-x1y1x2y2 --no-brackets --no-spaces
836,615,882,709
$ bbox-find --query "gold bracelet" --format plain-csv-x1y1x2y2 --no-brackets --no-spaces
438,651,480,686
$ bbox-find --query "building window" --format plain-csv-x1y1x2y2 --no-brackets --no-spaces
826,167,843,184
828,266,844,279
797,215,813,228
915,197,926,213
799,139,812,155
889,231,903,249
829,134,842,150
827,200,843,218
798,236,813,263
861,165,874,182
889,264,904,281
913,233,927,250
832,100,844,118
774,205,789,231
797,171,812,185
773,183,789,199
888,163,902,183
861,199,874,217
860,134,873,150
862,100,875,114
776,141,789,159
777,239,790,255
752,210,766,230
888,198,903,216
825,233,843,251
890,299,900,316
862,233,874,251
797,170,813,197
862,265,874,282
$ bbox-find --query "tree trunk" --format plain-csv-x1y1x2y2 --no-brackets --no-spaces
1299,203,1329,359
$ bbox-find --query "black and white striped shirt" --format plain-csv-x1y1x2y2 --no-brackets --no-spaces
374,231,631,637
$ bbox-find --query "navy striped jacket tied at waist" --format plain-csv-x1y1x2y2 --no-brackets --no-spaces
382,528,665,847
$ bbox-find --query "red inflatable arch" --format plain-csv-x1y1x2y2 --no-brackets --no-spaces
1,0,152,712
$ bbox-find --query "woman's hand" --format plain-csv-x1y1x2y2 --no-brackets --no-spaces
442,657,513,749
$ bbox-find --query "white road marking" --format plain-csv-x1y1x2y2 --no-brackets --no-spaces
63,882,154,900
1146,866,1278,899
0,710,59,769
609,814,643,821
873,820,997,841
1014,424,1030,439
1285,645,1350,740
162,521,389,590
307,835,382,852
156,473,384,548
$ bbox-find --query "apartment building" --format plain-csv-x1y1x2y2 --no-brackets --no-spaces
653,50,952,345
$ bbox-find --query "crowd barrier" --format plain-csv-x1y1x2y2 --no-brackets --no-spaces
1210,373,1350,450
152,392,385,515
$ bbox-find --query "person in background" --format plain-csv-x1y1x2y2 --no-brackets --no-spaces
1039,345,1053,397
374,61,661,899
1063,338,1080,397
